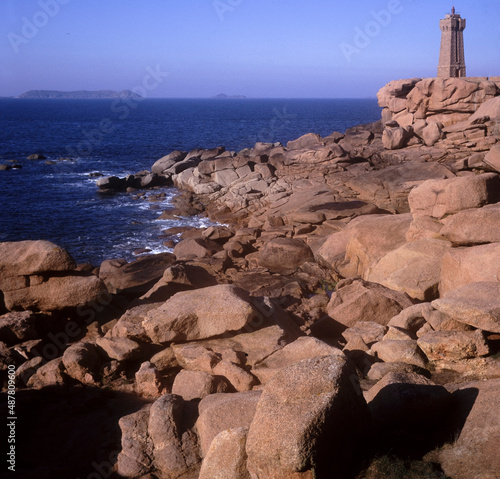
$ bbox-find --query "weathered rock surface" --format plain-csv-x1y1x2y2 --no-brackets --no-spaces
432,282,500,333
27,357,66,388
171,370,231,401
246,356,370,479
0,311,37,345
417,330,490,361
342,321,387,347
212,359,257,392
439,244,500,294
112,302,160,341
371,339,427,368
117,406,154,478
172,323,300,369
484,144,500,172
382,124,412,150
252,336,342,384
196,391,262,457
99,253,176,295
0,240,76,277
430,379,500,479
327,279,414,329
258,237,314,274
388,303,433,333
135,361,164,399
408,173,500,219
366,361,430,381
337,214,413,278
143,284,260,343
2,273,108,312
173,238,222,260
96,337,142,361
469,96,500,123
62,342,101,384
198,427,250,479
367,239,452,301
147,394,201,478
440,202,500,245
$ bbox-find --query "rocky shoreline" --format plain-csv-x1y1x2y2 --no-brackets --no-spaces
2,77,500,478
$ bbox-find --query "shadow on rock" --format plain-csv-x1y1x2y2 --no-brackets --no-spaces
0,385,150,479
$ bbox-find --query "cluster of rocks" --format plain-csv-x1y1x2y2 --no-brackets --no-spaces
2,77,500,478
0,154,76,171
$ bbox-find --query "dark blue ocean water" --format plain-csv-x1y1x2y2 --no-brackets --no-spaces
0,98,381,265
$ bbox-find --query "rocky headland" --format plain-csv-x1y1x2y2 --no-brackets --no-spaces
2,77,500,479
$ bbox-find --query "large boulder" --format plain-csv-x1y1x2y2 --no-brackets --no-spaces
469,96,500,123
342,214,413,278
422,121,443,146
317,213,412,278
117,405,154,478
407,78,493,118
439,243,500,294
440,203,500,245
432,282,500,333
367,239,452,301
345,163,454,214
99,253,176,295
0,311,37,345
173,238,222,260
252,336,342,384
148,394,200,478
417,330,490,361
198,427,250,479
258,237,314,274
95,337,142,361
2,274,108,312
0,239,107,313
212,359,257,392
141,263,218,302
171,323,300,369
0,240,76,277
171,370,231,401
430,379,500,479
111,302,160,341
27,357,67,388
151,150,188,175
327,279,414,329
408,173,500,219
143,285,261,343
287,132,324,150
62,342,101,384
377,78,422,108
382,125,412,150
0,241,107,312
371,339,427,368
246,356,370,479
135,361,164,399
196,391,262,457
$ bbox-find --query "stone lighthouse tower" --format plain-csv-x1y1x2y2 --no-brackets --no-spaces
438,6,466,78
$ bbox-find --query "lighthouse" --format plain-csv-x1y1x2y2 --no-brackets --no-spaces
437,6,466,78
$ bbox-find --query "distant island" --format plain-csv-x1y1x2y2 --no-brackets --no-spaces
212,93,247,99
16,90,143,100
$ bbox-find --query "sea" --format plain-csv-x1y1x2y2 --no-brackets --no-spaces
0,98,381,266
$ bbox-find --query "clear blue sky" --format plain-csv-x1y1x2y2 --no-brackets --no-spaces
0,0,498,98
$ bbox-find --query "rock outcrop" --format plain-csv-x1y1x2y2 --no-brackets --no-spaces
4,76,500,478
0,240,107,312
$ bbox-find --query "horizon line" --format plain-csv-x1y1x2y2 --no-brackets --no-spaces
1,96,379,100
